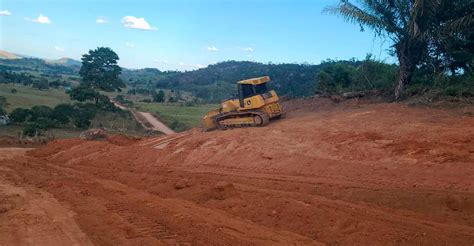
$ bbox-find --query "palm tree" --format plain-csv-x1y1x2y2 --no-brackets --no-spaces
325,0,441,99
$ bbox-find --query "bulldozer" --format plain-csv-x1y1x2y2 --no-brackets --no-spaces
202,76,284,130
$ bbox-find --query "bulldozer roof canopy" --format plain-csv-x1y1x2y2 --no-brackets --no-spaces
237,76,270,85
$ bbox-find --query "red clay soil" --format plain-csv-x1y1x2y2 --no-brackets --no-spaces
0,98,473,245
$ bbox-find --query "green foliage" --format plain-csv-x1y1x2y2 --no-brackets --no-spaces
9,108,30,123
51,104,75,125
169,120,187,132
22,123,42,137
153,90,165,102
326,0,473,99
32,78,49,90
79,47,124,92
10,88,17,93
70,103,98,129
68,85,100,102
316,57,397,94
153,61,320,103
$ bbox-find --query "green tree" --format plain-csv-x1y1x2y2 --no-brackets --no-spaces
325,0,471,99
52,104,75,125
33,78,49,90
153,90,165,102
29,105,53,121
71,103,97,129
79,47,125,92
9,108,31,123
68,85,101,102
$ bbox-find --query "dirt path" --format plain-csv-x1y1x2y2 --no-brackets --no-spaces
113,101,176,135
136,111,175,135
1,99,473,245
0,148,93,246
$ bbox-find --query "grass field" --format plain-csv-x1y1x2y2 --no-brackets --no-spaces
135,102,219,131
0,84,71,112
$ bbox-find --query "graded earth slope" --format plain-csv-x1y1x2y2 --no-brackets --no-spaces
0,99,473,245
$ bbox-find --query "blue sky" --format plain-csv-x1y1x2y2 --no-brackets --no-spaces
0,0,393,70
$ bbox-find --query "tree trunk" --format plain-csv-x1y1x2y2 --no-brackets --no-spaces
395,64,412,100
395,41,414,100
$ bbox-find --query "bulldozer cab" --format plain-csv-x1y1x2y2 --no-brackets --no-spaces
237,76,271,107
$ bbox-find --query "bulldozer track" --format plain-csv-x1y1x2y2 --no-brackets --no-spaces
215,110,270,129
104,203,191,244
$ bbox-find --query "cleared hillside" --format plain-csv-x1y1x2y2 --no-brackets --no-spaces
1,99,473,245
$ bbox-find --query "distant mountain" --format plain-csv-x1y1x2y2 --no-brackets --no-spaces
45,58,81,67
0,50,21,59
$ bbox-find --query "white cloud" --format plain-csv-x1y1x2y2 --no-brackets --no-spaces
26,14,51,24
196,64,206,69
207,46,219,52
121,16,156,30
54,46,64,52
153,59,170,65
238,46,254,52
179,62,185,66
125,42,135,48
96,17,107,24
0,10,12,16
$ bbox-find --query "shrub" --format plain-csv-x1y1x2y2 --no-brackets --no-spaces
29,105,53,121
52,104,75,125
9,108,31,123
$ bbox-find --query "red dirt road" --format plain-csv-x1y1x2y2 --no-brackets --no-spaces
1,99,473,245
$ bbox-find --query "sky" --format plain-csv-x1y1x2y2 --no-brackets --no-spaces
0,0,394,71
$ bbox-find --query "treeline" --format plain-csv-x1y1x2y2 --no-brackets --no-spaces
121,68,179,88
327,0,473,99
10,103,108,135
316,56,398,95
0,70,71,90
0,58,79,75
152,61,321,102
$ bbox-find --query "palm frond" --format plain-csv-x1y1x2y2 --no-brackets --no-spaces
411,0,441,36
446,12,474,32
324,1,386,34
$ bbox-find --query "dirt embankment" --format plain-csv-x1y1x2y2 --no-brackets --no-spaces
0,98,473,245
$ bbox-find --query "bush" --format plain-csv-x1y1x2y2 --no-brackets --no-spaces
29,105,53,122
71,103,97,129
9,108,31,123
169,120,187,132
22,123,42,137
51,104,75,125
153,90,165,102
11,88,17,93
444,85,463,97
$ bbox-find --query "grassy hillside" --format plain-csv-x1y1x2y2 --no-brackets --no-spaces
135,103,219,131
0,84,71,112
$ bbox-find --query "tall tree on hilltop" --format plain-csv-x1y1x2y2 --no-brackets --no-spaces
325,0,472,99
79,47,125,92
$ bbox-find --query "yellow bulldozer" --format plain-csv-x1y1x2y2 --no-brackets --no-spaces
202,76,284,130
